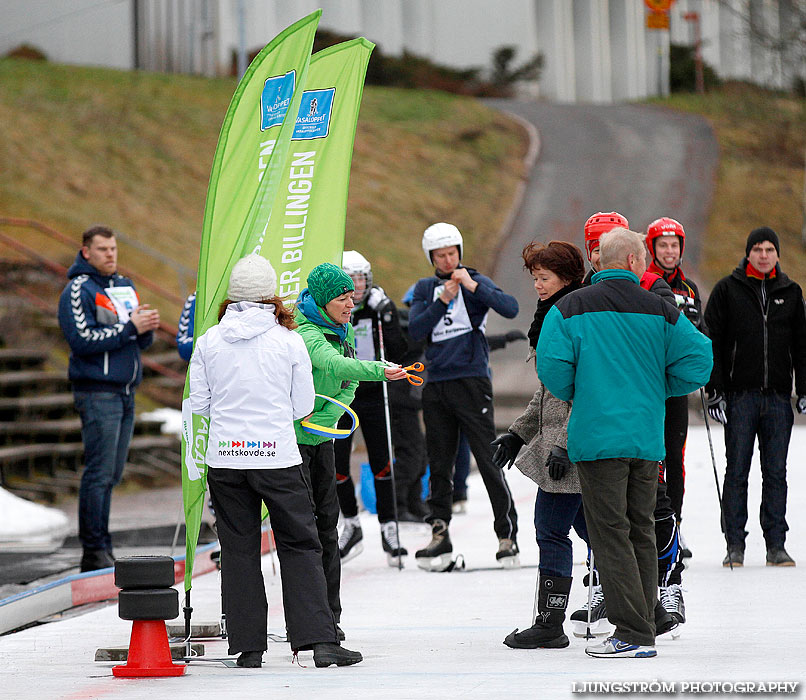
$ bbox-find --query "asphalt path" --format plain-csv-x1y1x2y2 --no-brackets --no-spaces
483,100,719,398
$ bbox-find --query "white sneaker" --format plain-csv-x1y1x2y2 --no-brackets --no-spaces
585,636,657,658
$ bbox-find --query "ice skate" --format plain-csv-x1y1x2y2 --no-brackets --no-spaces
496,538,521,569
660,583,685,638
415,519,454,572
338,516,363,563
571,582,612,637
380,521,408,567
654,598,679,637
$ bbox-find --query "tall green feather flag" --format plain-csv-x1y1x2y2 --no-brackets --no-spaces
180,10,320,592
180,15,375,592
266,37,375,303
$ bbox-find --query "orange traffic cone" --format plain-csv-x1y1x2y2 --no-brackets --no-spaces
112,619,186,677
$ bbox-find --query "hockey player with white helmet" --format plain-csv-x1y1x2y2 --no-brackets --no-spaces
409,223,520,571
335,250,409,567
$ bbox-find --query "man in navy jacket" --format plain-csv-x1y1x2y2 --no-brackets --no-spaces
409,222,520,571
58,226,160,571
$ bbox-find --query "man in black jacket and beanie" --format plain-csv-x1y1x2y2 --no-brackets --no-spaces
705,227,806,568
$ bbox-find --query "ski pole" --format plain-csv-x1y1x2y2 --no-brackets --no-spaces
377,310,403,570
585,549,596,640
531,567,541,623
699,388,733,570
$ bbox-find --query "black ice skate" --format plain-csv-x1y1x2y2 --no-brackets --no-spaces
338,516,363,563
415,519,453,572
380,521,408,568
496,538,521,569
571,579,612,638
659,583,685,638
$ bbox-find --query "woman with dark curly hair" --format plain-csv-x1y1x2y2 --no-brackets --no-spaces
492,240,591,650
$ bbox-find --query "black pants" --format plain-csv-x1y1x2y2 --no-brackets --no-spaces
578,458,658,647
334,394,395,522
390,401,428,513
421,377,517,540
206,466,337,653
656,463,684,586
664,395,688,521
298,441,342,623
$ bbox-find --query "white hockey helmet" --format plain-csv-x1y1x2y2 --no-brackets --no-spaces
342,249,372,303
422,222,463,264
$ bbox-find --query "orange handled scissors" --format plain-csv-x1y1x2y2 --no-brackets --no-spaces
403,362,424,386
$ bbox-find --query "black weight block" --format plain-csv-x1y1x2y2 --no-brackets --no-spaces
118,588,179,621
114,556,175,590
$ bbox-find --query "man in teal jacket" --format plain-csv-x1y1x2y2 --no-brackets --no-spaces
536,228,712,659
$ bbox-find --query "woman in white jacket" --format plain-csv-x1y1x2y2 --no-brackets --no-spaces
189,254,361,668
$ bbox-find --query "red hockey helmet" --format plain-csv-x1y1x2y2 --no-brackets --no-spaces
583,212,629,259
646,217,685,259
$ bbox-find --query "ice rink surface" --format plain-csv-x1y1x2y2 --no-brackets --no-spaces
2,424,803,699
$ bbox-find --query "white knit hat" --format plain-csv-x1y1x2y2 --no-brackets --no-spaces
227,254,277,302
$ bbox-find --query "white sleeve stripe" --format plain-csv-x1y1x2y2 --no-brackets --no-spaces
70,276,125,342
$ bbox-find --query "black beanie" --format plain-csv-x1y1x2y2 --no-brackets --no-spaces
746,227,780,257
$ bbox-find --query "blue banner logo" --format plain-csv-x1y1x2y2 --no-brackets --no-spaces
293,88,335,140
261,71,296,131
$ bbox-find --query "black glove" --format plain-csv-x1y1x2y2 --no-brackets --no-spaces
546,445,571,481
491,432,524,470
505,329,527,344
706,391,728,425
682,303,700,326
797,396,806,414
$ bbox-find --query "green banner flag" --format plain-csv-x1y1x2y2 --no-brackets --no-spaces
266,38,375,303
180,10,320,591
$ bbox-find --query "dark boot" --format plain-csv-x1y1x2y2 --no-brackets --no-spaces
80,548,114,572
236,651,263,667
504,575,572,649
312,642,363,667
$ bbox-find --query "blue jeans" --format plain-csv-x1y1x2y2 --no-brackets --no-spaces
534,489,589,578
74,391,135,551
723,391,793,549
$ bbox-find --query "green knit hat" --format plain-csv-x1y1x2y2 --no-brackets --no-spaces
307,262,354,306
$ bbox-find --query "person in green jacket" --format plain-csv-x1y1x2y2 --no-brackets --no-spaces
295,262,407,635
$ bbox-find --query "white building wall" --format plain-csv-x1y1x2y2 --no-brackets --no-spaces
533,0,576,102
719,0,753,80
0,0,799,103
572,0,613,103
609,0,648,101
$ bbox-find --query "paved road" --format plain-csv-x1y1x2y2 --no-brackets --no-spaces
483,100,719,399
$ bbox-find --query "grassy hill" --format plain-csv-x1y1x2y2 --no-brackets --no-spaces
0,58,528,319
654,83,806,289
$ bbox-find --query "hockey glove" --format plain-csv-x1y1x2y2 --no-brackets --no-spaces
546,446,571,481
504,329,527,344
682,303,700,327
367,286,391,313
706,391,728,425
491,432,524,470
797,396,806,415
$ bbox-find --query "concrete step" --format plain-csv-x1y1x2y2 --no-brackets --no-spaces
0,370,70,397
0,349,48,372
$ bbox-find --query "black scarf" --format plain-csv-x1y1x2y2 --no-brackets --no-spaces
528,280,581,349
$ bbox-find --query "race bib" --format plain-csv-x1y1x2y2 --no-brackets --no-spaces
353,317,375,361
431,286,476,343
105,286,139,323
